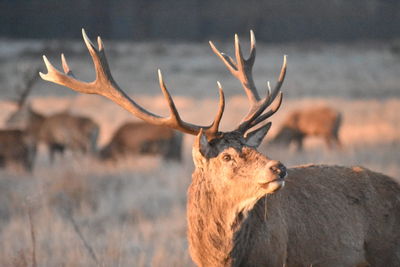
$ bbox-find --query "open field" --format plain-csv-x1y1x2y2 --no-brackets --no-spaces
0,38,399,266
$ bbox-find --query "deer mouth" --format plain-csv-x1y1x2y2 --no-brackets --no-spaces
259,179,285,193
259,173,287,192
260,177,284,186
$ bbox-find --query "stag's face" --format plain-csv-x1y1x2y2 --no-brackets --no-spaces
193,126,287,205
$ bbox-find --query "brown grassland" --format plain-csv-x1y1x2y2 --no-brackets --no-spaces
0,38,399,266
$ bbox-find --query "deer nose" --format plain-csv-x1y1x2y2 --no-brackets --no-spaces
268,161,287,179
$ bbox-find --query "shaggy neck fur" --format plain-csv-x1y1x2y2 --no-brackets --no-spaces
187,167,267,267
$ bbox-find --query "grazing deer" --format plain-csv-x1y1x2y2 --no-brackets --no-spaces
8,109,100,163
0,129,36,172
38,112,100,162
6,70,100,163
40,29,400,267
99,121,182,162
271,106,342,150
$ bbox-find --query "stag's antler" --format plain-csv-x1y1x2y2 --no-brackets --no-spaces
40,29,225,139
209,30,287,133
40,29,286,139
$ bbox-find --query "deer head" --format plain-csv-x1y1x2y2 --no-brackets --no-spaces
40,29,287,266
193,31,287,197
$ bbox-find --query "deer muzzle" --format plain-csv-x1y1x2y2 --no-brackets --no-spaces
259,160,287,193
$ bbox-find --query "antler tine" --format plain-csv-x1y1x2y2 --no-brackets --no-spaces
61,53,75,77
157,69,182,122
247,30,256,67
40,29,225,138
208,82,225,136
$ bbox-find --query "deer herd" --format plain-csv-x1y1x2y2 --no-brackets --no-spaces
0,29,399,265
0,66,183,170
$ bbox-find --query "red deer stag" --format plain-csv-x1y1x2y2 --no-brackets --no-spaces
271,106,342,150
40,29,400,266
6,69,100,163
99,121,183,162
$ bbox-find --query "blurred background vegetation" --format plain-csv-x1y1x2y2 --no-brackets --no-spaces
1,0,399,42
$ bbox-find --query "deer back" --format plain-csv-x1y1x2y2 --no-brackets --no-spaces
284,106,341,136
236,165,400,266
100,121,182,161
273,106,342,144
39,112,99,152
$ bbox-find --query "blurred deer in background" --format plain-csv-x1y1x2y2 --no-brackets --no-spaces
271,106,342,150
1,66,44,171
37,112,100,162
6,66,100,163
99,121,182,162
0,129,36,172
6,65,45,138
40,29,400,266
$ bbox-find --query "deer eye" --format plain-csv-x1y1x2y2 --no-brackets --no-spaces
222,154,232,162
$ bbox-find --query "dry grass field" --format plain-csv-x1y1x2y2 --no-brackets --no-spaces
0,37,399,266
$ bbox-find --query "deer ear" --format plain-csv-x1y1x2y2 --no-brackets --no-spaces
245,122,272,148
197,129,212,156
192,129,211,166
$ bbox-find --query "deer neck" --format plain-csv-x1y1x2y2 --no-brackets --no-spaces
187,168,265,266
